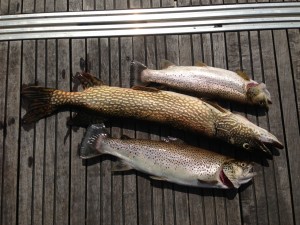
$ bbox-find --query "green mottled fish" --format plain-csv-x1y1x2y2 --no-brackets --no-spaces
130,60,272,109
22,73,283,155
81,124,256,189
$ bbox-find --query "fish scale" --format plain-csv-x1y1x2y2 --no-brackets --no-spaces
80,124,255,189
21,73,283,155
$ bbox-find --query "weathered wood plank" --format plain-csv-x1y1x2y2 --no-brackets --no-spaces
238,31,258,225
0,0,9,14
248,31,269,225
9,0,22,14
110,37,122,225
70,39,86,225
132,34,153,225
85,38,101,225
35,0,45,12
32,39,46,225
55,0,67,11
43,39,56,225
287,28,300,225
2,41,21,225
45,0,54,12
259,30,284,225
0,41,8,225
22,0,34,13
130,0,141,8
69,0,82,11
83,0,94,10
146,34,164,225
18,40,36,225
273,29,299,225
212,31,231,225
99,37,112,225
120,36,138,225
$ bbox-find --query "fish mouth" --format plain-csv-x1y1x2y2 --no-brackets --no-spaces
256,134,284,156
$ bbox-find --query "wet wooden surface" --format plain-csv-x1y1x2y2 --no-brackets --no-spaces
0,0,300,225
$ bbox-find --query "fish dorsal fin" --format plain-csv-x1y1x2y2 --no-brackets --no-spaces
150,175,166,181
111,159,133,172
201,99,228,113
131,85,160,92
236,70,250,81
121,135,131,140
195,61,207,67
73,72,104,89
161,60,176,69
162,136,185,144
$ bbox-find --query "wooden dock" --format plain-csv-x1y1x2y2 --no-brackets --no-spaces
0,0,300,225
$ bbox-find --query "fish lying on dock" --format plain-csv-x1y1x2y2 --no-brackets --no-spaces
80,124,256,189
21,73,283,155
130,60,272,109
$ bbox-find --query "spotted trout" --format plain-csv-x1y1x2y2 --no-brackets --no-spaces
81,124,255,189
22,73,283,155
130,60,272,109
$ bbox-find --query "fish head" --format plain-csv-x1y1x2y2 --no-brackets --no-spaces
215,113,283,155
221,160,255,188
246,83,272,109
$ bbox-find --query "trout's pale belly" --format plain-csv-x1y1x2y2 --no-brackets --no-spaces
71,86,218,136
143,66,248,102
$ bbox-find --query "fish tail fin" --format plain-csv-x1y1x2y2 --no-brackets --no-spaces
22,86,61,124
80,123,109,159
130,60,148,86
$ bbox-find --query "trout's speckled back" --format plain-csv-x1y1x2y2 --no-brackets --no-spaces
22,73,283,155
80,124,256,189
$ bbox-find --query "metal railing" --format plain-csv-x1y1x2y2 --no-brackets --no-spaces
0,3,299,40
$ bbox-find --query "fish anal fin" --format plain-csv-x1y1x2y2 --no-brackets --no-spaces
121,135,131,140
67,112,106,128
131,85,160,92
150,175,166,181
161,60,175,69
73,72,104,89
111,159,133,172
236,70,250,81
162,136,185,144
195,61,207,67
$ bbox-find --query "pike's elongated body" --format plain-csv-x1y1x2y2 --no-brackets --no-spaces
81,124,255,189
131,61,272,109
22,73,283,155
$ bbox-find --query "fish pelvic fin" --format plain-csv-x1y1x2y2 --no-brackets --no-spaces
80,123,109,159
112,159,134,172
236,70,250,81
73,72,104,90
130,60,148,87
22,86,60,124
67,111,106,128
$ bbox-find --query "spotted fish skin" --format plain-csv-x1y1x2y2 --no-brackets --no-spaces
80,124,255,189
21,73,283,155
131,61,272,109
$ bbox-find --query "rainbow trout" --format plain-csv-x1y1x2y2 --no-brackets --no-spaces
81,124,255,189
130,60,272,109
22,73,283,155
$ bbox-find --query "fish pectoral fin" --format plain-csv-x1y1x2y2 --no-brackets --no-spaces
121,135,132,140
195,61,208,67
111,160,134,172
131,85,161,92
236,70,250,81
73,72,104,89
67,112,106,128
162,136,185,144
161,59,176,69
149,175,167,181
197,179,219,185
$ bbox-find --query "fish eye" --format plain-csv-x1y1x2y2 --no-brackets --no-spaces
259,100,265,105
240,162,247,167
243,143,250,149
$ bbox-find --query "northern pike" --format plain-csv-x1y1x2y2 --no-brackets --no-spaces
80,124,256,189
22,73,283,155
130,60,272,109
